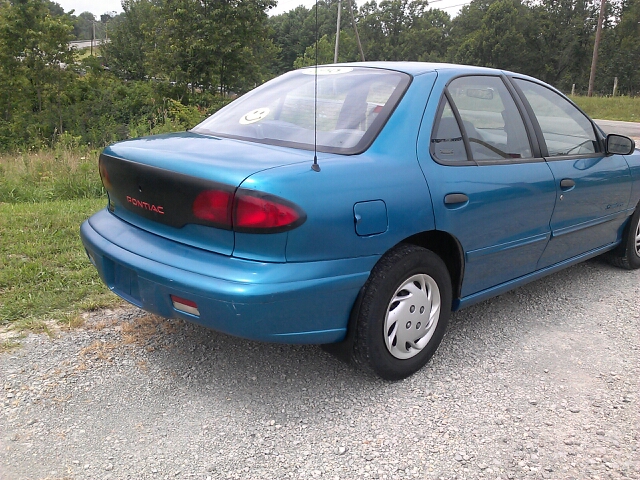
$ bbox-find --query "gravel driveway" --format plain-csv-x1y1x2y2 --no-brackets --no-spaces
1,258,638,480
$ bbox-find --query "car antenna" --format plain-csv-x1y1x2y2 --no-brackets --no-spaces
311,0,321,172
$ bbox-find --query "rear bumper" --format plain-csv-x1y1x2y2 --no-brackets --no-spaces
80,209,376,344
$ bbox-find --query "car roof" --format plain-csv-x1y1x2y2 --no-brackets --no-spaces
331,61,509,77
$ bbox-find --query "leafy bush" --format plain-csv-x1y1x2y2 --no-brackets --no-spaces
0,55,227,153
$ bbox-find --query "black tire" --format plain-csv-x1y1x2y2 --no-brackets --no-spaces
608,204,640,270
352,244,452,380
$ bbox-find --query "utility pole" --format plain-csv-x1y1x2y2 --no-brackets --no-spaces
334,0,342,63
588,0,606,97
101,13,113,44
91,21,96,56
348,0,365,61
335,0,365,63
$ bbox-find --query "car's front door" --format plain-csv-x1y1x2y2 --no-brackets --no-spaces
511,78,633,268
417,75,557,298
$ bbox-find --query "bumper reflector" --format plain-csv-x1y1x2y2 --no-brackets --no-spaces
170,295,200,316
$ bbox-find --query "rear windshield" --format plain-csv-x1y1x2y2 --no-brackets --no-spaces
192,67,411,154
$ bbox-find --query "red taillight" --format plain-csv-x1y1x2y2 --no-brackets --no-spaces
192,190,233,227
99,160,111,190
235,193,301,230
191,188,304,233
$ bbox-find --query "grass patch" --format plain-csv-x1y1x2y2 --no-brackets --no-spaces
75,46,102,60
0,145,105,203
570,95,640,122
0,198,122,330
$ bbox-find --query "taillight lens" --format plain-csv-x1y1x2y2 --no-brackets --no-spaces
99,158,111,190
191,188,305,233
235,193,301,231
192,190,233,227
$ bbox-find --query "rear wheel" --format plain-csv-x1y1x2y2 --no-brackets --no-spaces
352,244,452,380
608,205,640,270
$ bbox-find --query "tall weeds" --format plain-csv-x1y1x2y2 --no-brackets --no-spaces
0,140,104,203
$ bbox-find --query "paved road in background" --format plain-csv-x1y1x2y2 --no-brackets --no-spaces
69,40,107,49
595,119,640,141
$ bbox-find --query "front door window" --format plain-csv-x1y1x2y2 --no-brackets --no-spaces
512,79,598,157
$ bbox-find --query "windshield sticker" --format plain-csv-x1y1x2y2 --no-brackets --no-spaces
300,67,354,76
240,107,270,125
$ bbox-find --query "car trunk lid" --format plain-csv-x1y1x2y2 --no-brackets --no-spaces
100,132,311,256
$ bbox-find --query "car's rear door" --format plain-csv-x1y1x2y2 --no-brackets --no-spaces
417,74,556,298
510,78,633,268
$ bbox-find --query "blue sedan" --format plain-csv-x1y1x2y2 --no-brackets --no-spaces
81,63,639,379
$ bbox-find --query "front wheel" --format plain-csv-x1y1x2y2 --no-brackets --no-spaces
352,244,452,380
608,204,640,270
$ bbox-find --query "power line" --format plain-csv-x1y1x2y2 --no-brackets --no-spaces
439,2,472,10
421,0,471,6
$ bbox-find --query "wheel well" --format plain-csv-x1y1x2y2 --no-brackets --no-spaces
402,231,464,301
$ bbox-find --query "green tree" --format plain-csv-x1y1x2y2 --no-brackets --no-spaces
452,0,539,75
43,0,64,16
529,0,599,90
72,11,96,40
293,34,335,67
397,5,451,61
0,0,75,147
356,0,450,61
269,5,313,72
102,0,155,81
270,0,360,72
597,0,640,95
107,0,278,94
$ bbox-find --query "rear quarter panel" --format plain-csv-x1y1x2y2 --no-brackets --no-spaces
238,72,439,263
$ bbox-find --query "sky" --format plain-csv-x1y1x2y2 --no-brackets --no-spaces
56,0,466,19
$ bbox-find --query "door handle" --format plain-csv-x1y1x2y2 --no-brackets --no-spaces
444,193,469,205
560,179,575,190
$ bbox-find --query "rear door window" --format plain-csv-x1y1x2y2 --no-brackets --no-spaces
447,76,532,161
431,98,468,162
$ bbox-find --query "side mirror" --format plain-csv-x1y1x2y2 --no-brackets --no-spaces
606,134,635,155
